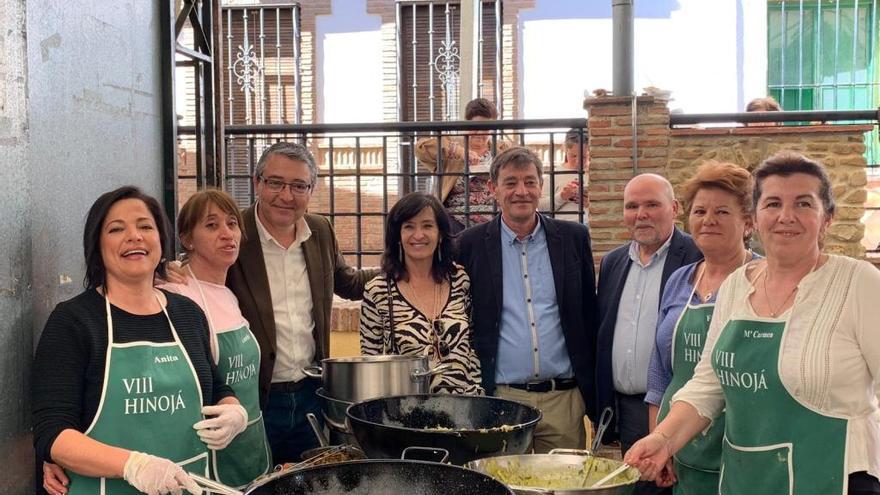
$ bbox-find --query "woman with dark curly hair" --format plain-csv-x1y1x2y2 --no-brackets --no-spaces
359,192,483,395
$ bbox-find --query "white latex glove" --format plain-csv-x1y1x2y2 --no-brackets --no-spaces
193,404,248,450
123,451,202,495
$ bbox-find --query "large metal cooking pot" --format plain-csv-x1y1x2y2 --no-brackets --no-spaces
194,458,515,495
346,394,542,465
465,449,639,495
303,355,449,402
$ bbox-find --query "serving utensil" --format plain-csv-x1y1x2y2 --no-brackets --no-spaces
190,446,352,495
589,462,631,489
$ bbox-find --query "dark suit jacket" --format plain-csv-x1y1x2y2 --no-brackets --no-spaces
227,207,377,407
595,227,701,443
458,214,600,421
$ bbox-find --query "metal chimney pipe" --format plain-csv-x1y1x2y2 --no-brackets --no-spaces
612,0,634,96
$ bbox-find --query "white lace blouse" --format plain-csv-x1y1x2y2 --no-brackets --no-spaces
673,254,880,479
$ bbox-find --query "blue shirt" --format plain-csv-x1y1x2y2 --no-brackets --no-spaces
495,217,573,384
644,262,702,406
645,253,760,406
611,237,671,395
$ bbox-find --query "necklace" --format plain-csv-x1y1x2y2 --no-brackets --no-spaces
403,278,442,321
403,278,448,358
760,255,822,317
697,250,751,303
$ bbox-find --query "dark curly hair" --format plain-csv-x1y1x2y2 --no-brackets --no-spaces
83,186,171,289
382,192,456,283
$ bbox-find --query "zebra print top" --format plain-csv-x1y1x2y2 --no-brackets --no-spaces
359,264,484,395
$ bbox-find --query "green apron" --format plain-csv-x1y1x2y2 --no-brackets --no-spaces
713,316,848,495
190,269,271,488
68,292,208,495
657,275,723,495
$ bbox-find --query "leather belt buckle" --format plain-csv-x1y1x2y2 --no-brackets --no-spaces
505,378,576,393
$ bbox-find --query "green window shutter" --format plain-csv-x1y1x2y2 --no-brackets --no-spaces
767,0,879,163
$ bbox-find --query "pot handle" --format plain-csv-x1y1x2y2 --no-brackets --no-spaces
324,414,349,433
401,446,450,464
302,365,323,379
512,488,555,495
410,363,453,380
548,448,593,456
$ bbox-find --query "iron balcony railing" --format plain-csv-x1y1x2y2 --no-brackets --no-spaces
177,109,880,264
213,118,588,267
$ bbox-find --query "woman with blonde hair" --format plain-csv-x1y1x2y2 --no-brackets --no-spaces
644,161,758,493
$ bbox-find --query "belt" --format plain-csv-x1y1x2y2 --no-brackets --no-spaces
503,378,577,393
270,379,308,393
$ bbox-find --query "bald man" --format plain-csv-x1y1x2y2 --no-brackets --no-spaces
595,174,701,494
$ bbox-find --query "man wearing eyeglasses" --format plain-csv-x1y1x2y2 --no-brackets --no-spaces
226,141,377,465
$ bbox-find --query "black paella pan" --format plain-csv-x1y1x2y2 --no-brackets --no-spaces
345,394,542,465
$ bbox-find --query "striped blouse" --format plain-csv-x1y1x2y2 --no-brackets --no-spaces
359,264,484,395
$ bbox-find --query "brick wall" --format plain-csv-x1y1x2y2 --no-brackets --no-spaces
585,96,672,256
584,95,872,261
298,1,333,124
499,0,534,119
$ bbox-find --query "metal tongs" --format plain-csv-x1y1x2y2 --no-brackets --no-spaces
188,473,244,495
190,446,350,495
581,407,614,487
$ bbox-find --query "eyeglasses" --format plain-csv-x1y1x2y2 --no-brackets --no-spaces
430,320,449,358
258,176,312,195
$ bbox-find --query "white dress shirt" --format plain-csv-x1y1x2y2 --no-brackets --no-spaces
255,204,315,383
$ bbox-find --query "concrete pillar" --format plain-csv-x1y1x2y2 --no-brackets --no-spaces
459,0,480,115
0,0,33,492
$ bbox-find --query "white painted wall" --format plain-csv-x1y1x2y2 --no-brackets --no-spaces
311,0,769,122
317,0,384,123
520,0,768,118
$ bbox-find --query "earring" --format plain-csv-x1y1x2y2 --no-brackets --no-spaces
398,242,403,263
436,246,443,262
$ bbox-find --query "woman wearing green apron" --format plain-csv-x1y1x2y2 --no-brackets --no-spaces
33,187,247,495
162,189,271,487
627,152,880,494
645,161,757,493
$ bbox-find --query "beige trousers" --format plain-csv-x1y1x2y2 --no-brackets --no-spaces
495,385,586,453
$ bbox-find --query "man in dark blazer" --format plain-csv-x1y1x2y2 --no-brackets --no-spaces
226,142,376,465
458,147,599,453
595,173,701,494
